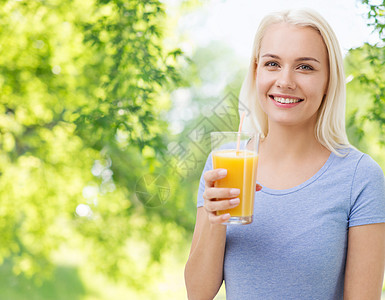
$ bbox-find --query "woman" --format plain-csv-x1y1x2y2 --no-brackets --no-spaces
184,9,385,300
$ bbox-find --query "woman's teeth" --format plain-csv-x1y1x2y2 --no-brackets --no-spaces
273,97,302,104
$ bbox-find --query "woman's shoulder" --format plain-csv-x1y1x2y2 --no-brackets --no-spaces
336,146,384,179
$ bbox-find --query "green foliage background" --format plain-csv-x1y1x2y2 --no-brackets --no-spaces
0,0,385,298
0,0,197,298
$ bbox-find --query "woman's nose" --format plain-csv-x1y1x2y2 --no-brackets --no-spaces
275,69,296,90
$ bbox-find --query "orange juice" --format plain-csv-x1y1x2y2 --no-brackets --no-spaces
213,149,258,218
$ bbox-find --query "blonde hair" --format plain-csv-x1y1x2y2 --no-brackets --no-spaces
239,9,350,155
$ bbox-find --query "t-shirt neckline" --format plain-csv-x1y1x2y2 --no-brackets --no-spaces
257,151,336,196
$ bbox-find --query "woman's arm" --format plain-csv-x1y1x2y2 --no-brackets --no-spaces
184,169,240,300
344,223,385,300
184,207,227,300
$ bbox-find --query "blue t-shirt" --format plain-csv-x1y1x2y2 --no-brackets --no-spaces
196,147,385,299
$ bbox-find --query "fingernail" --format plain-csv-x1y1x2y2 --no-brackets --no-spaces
222,213,230,220
218,169,227,176
230,188,240,196
229,198,240,205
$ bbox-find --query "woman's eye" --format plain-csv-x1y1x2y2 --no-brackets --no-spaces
265,61,279,68
298,64,314,71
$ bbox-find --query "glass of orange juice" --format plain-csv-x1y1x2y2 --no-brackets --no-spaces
211,132,260,225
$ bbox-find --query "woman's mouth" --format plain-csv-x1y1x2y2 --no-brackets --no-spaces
269,95,303,108
269,95,304,104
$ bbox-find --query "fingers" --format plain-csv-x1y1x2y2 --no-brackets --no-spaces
203,187,240,215
202,169,240,224
204,187,240,200
203,185,240,224
205,199,239,224
203,169,227,188
204,197,240,213
209,212,231,224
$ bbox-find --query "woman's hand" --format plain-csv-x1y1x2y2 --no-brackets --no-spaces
202,169,262,224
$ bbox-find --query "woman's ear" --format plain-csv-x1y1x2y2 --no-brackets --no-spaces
254,61,258,78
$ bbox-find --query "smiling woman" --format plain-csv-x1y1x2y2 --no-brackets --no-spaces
241,10,347,154
256,23,329,131
185,8,385,300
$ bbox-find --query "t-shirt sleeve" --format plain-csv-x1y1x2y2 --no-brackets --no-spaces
197,152,213,208
348,154,385,227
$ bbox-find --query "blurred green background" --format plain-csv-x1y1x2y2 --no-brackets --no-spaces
0,0,385,299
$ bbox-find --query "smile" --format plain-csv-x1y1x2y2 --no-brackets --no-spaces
270,96,304,104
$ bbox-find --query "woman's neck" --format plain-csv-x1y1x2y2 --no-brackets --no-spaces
260,123,328,161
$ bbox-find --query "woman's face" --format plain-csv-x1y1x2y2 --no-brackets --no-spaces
256,23,329,129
